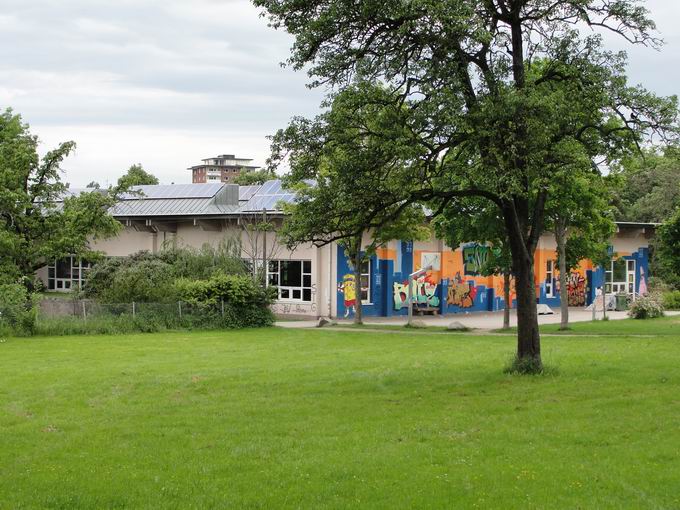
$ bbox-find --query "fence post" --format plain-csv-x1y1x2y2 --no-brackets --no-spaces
221,299,224,317
178,301,182,320
132,301,136,318
82,300,87,321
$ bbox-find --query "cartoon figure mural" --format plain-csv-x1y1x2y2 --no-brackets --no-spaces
338,274,356,317
446,272,478,308
393,274,440,311
566,272,587,306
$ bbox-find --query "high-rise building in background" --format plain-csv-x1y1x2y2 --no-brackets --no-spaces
189,154,259,183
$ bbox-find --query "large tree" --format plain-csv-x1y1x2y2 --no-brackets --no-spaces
271,83,429,324
0,109,121,289
255,0,678,371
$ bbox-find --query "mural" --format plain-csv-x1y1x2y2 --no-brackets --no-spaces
462,244,491,276
393,274,440,310
567,272,587,306
338,274,356,317
446,272,478,308
639,266,648,295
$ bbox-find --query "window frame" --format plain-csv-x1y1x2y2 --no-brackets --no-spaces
545,259,554,298
267,259,313,303
360,259,372,304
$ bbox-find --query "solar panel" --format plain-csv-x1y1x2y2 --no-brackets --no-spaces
121,183,224,200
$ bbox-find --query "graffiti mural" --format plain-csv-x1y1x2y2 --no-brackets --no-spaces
338,274,356,317
567,272,586,307
447,273,478,308
393,275,440,311
462,244,491,276
393,281,409,310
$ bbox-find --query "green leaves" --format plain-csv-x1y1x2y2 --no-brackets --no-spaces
0,108,120,287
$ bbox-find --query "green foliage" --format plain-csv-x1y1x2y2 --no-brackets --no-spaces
628,294,665,319
174,274,277,308
83,242,248,302
654,208,680,289
0,284,37,335
0,108,121,288
105,259,176,303
158,240,247,280
611,147,680,223
116,164,159,188
233,168,275,185
662,291,680,310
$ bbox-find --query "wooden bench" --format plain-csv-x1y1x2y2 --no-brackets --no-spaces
413,305,439,316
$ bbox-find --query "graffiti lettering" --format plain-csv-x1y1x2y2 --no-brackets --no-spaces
567,272,586,307
446,272,478,308
462,244,491,276
393,275,440,311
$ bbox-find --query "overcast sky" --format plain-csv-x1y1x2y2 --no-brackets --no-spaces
1,0,679,186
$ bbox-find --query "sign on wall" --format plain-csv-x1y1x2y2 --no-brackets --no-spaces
420,252,441,271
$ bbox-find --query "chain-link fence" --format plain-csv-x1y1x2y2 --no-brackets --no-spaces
35,298,274,334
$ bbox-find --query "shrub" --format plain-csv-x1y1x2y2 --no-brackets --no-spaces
174,274,277,308
628,294,665,319
0,284,37,334
662,290,680,310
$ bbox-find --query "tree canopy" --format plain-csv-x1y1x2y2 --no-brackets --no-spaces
233,168,276,186
255,0,679,370
117,164,159,188
0,109,121,289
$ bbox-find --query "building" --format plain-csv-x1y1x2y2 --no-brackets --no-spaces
189,154,259,183
40,181,654,319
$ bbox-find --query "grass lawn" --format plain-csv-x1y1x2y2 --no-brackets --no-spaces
2,327,680,508
534,314,680,336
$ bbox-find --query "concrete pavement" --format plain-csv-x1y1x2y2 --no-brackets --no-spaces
275,307,675,330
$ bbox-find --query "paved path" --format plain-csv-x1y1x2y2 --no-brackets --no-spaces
275,308,680,330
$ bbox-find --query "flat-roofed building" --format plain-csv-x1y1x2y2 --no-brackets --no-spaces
189,154,259,183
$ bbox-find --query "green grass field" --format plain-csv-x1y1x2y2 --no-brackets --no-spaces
2,323,680,508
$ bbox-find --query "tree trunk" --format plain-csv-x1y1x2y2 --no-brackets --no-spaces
513,254,541,364
555,221,569,330
503,272,511,330
503,197,544,370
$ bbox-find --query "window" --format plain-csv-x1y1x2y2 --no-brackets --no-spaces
545,260,554,298
267,260,313,302
606,258,635,295
47,256,91,291
360,259,371,303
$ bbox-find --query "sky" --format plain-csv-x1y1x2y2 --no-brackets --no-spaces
1,0,679,187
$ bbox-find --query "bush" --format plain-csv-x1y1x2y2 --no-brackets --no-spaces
174,274,277,308
628,294,665,319
0,284,37,335
662,290,680,310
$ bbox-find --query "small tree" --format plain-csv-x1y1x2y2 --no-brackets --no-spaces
546,169,615,329
117,164,159,188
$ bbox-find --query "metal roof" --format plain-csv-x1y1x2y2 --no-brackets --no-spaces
110,179,293,218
